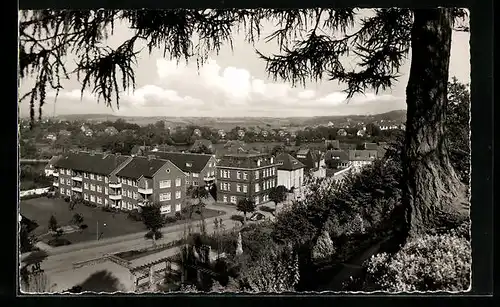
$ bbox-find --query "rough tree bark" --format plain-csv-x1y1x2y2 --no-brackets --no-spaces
403,8,470,237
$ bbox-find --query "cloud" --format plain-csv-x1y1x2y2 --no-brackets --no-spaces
297,90,316,99
42,58,402,117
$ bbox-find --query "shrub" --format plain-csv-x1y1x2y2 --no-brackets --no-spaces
64,196,71,203
175,212,182,220
364,233,471,292
127,209,142,222
164,216,177,224
48,238,71,247
230,215,244,223
259,206,275,214
312,230,335,262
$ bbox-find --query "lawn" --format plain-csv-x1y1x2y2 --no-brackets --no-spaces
20,197,147,245
20,197,225,246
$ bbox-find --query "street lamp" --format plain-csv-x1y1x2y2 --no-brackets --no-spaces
96,221,107,241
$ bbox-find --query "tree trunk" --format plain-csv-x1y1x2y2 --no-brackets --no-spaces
243,212,247,223
403,8,469,237
152,232,157,247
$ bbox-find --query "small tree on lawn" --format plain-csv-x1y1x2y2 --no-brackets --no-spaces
269,185,288,211
187,185,210,219
71,213,84,231
237,198,256,223
48,215,58,233
141,203,165,247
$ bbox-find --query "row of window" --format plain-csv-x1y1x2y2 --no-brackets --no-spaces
219,180,276,192
186,180,200,187
158,179,182,188
121,189,139,199
58,169,108,182
219,167,276,180
222,194,269,205
159,191,182,201
160,203,182,214
117,177,138,187
83,193,106,205
60,188,71,196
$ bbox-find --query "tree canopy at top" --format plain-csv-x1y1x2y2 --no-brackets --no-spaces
19,8,468,121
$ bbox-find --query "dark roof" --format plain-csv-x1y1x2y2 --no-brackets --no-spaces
348,150,378,161
191,139,213,149
45,155,62,169
364,142,378,150
296,148,310,156
325,150,349,162
115,156,170,179
54,152,131,175
224,140,246,148
276,153,305,171
145,151,212,173
218,153,276,169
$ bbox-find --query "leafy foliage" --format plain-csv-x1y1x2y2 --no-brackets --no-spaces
236,198,256,222
269,185,288,208
311,229,335,262
71,213,84,226
21,271,55,293
446,77,470,185
364,232,471,292
48,215,58,232
187,185,210,218
20,223,38,253
240,244,300,292
140,204,165,244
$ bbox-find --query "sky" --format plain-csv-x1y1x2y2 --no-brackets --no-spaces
18,10,470,118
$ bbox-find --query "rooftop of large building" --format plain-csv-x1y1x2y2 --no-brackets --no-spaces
115,156,171,180
144,151,213,174
54,151,130,176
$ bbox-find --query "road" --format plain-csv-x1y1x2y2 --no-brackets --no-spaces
26,203,242,275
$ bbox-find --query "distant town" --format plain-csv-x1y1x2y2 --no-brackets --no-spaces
19,110,405,292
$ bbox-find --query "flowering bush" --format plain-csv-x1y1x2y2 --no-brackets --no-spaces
364,233,471,292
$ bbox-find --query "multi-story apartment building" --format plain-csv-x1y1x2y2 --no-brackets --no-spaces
145,151,217,189
216,152,279,206
114,155,188,215
53,151,132,207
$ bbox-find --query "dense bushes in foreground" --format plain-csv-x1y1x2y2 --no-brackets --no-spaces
364,227,471,292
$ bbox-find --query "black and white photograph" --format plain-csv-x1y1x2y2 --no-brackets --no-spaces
18,8,473,294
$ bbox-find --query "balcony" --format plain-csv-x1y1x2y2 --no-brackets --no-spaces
52,172,59,177
109,194,122,200
203,175,216,181
109,182,122,188
71,186,83,193
71,175,83,182
53,182,59,187
138,187,153,194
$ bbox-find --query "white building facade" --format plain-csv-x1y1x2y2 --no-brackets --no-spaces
277,167,304,191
